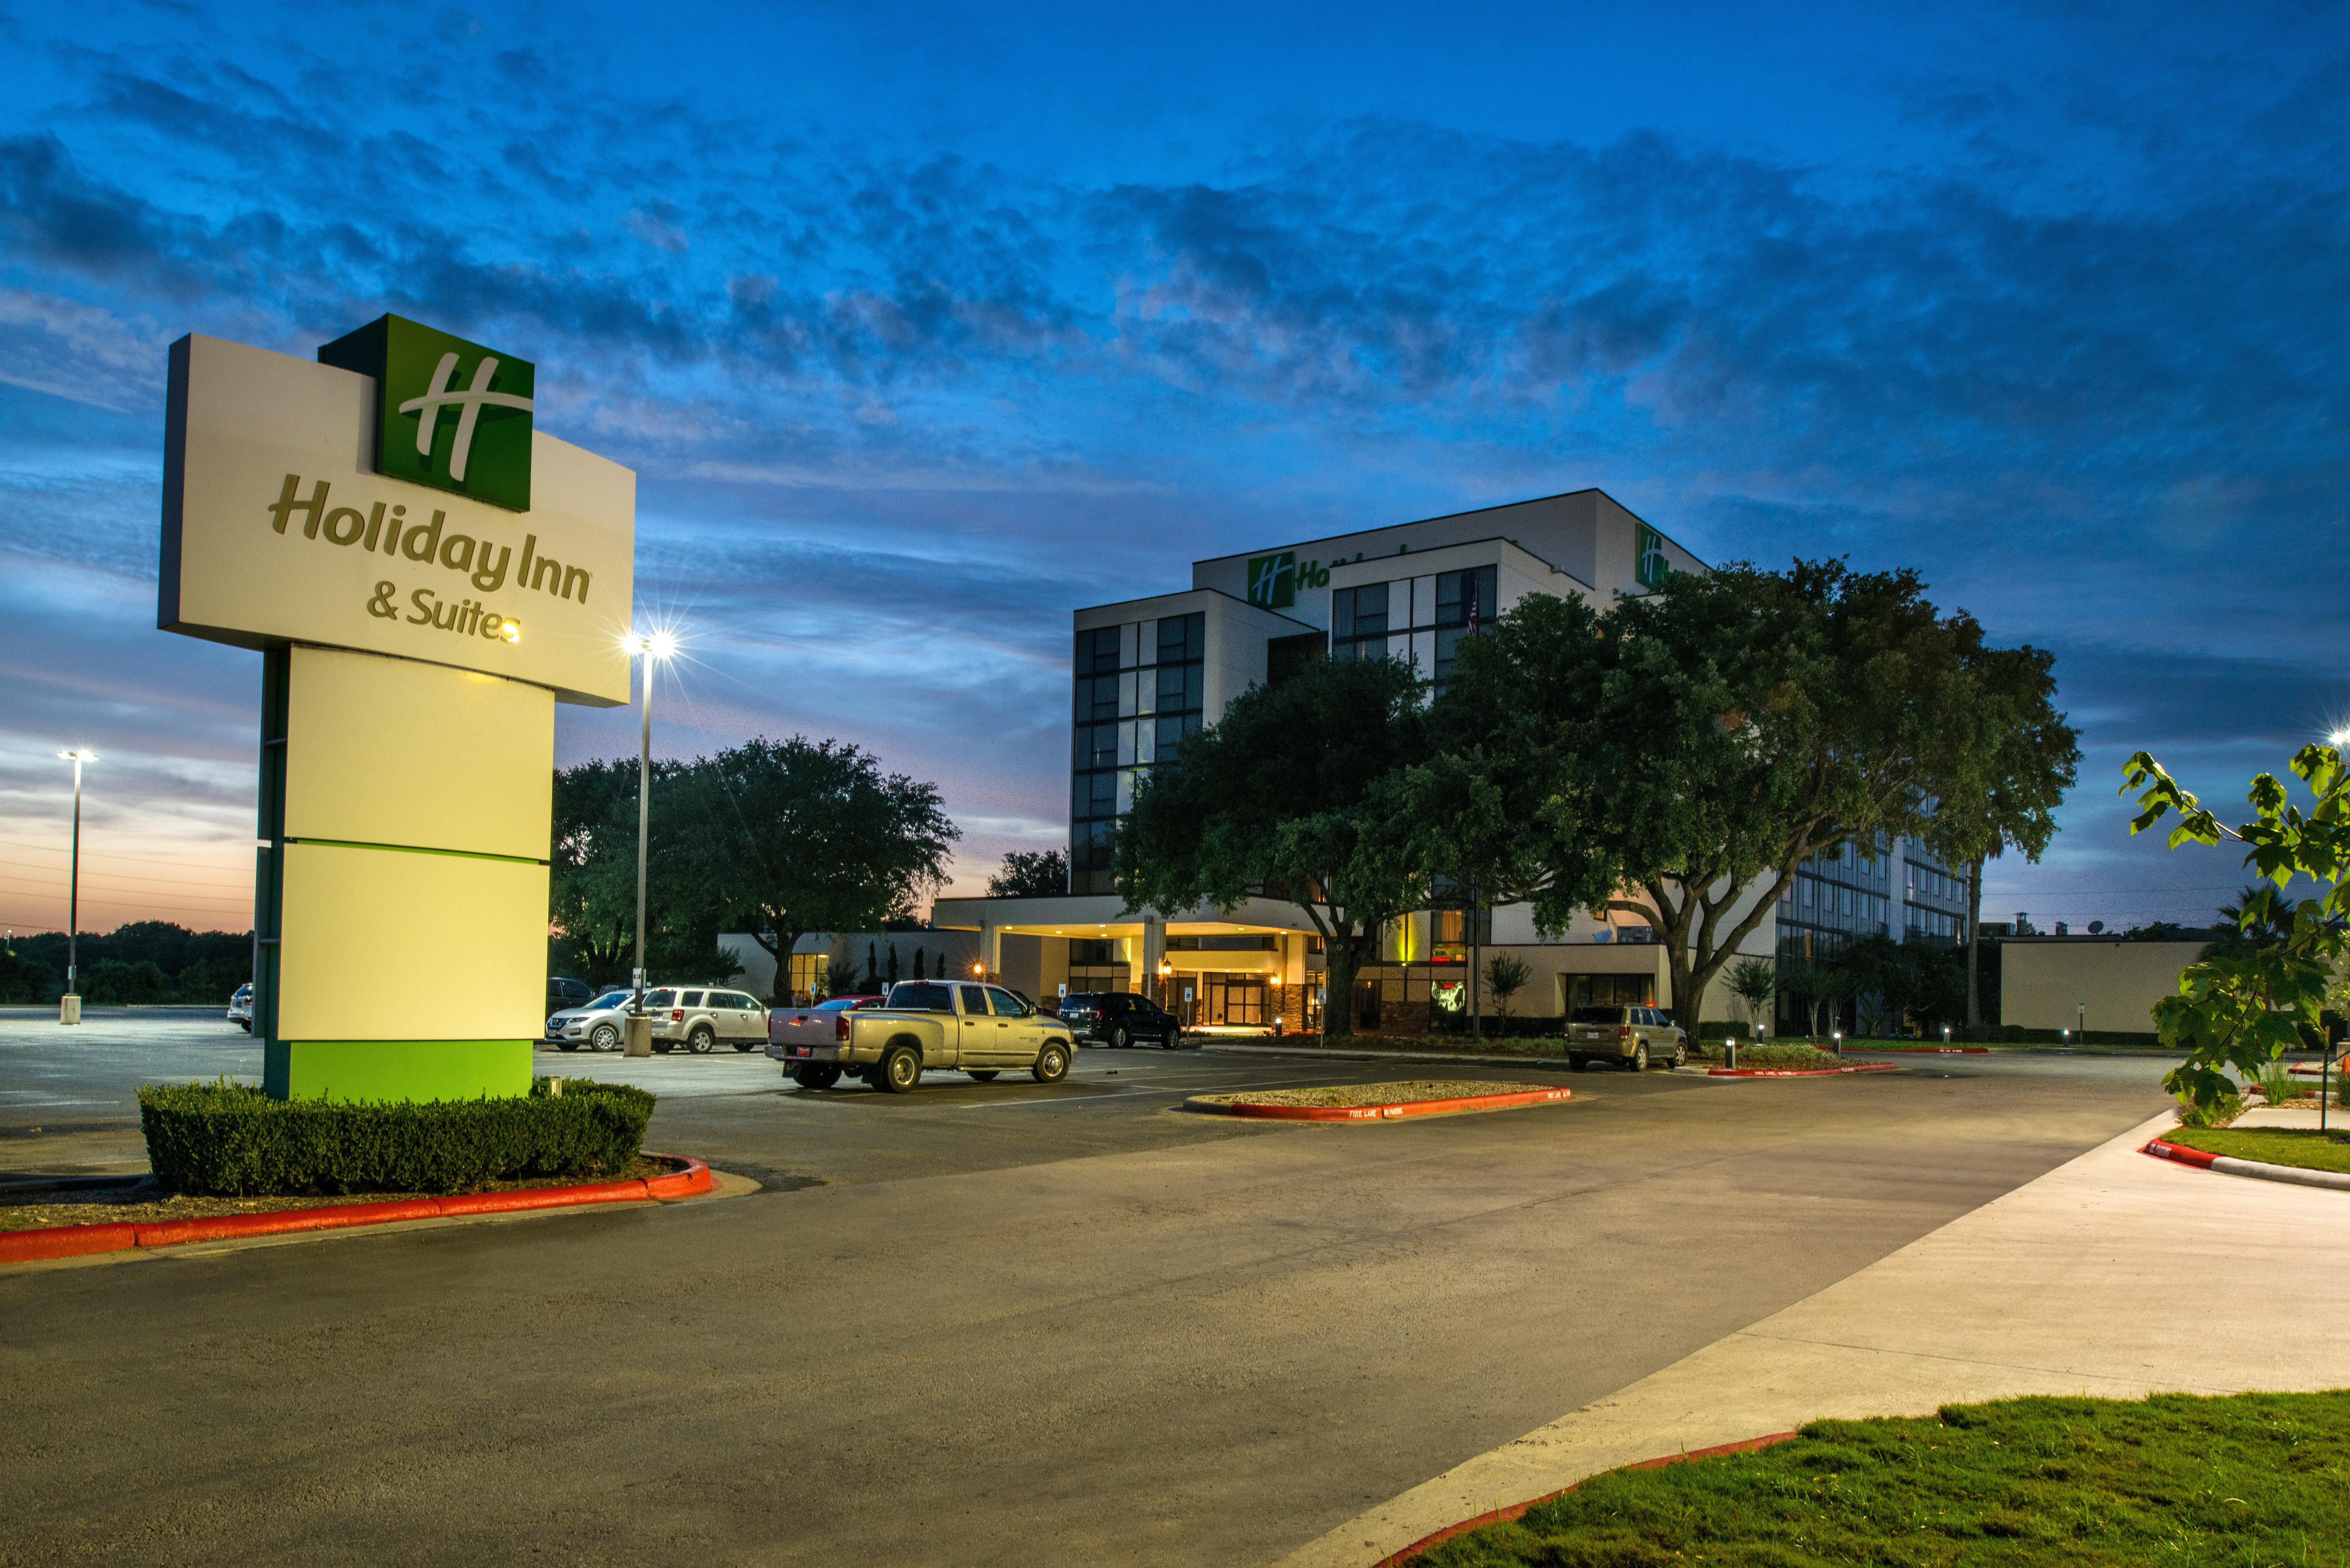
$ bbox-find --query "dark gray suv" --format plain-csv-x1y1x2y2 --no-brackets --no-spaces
1058,992,1181,1049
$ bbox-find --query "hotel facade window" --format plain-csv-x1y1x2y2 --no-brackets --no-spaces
1069,612,1206,896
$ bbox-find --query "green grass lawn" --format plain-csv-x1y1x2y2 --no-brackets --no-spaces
1413,1392,2350,1567
2163,1126,2350,1176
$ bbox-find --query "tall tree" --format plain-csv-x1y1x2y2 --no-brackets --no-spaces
988,849,1069,898
1117,656,1429,1041
1908,642,2076,1027
550,756,712,986
681,736,958,1002
1435,561,2078,1032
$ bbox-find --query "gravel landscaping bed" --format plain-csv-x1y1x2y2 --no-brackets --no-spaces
1694,1043,1850,1070
1238,1035,1565,1058
0,1155,684,1232
1190,1080,1550,1108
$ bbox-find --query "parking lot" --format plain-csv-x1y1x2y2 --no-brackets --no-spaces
3,1010,2180,1566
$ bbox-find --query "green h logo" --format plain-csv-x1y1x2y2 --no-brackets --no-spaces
319,315,535,512
1247,552,1298,610
1635,526,1672,591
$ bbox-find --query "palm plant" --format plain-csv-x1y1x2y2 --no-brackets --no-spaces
1483,953,1532,1033
1727,958,1777,1036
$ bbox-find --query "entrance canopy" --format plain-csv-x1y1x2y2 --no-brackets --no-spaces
929,892,1321,940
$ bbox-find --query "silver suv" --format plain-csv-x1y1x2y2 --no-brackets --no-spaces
1565,1005,1687,1072
643,987,769,1053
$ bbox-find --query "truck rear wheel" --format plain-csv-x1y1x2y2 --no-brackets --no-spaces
792,1065,842,1089
1627,1042,1648,1072
879,1045,922,1094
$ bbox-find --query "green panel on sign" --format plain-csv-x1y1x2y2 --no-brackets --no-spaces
1247,551,1297,609
264,1039,534,1103
1635,525,1672,590
317,315,535,513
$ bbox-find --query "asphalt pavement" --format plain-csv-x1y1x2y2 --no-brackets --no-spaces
0,1013,2178,1566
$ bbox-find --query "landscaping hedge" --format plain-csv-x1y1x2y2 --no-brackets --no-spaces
137,1077,656,1196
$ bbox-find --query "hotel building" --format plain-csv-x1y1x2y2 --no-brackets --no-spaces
921,488,1963,1032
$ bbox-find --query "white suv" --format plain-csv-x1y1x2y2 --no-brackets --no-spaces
546,989,638,1052
643,987,769,1053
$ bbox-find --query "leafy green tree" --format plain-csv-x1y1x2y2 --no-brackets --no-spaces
550,758,688,986
2122,745,2350,1112
678,736,958,1003
825,958,859,998
1910,643,2076,1026
1435,560,2078,1034
988,850,1069,898
1482,952,1532,1032
1118,656,1429,1042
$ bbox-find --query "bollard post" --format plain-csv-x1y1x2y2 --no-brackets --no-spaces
624,1014,653,1057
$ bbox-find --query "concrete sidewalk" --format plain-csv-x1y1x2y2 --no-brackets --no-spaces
1273,1107,2350,1568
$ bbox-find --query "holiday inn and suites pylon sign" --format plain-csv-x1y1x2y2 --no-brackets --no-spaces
160,317,636,1103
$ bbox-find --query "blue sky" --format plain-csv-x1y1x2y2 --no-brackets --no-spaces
2,0,2346,936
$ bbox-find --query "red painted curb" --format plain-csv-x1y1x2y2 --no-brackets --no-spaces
0,1156,713,1265
1188,1086,1574,1121
2142,1137,2219,1169
1370,1431,1803,1568
1707,1063,1899,1077
0,1220,140,1263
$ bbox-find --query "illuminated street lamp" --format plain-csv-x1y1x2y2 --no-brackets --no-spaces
57,750,95,1024
622,630,678,1051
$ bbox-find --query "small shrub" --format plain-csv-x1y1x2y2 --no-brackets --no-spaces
2255,1059,2299,1106
2174,1088,2244,1129
138,1077,656,1196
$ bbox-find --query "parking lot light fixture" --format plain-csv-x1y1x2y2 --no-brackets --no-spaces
623,630,678,1030
57,750,95,1024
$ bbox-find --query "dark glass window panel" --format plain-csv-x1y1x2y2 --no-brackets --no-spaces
1080,722,1118,769
1154,662,1202,712
1337,582,1389,640
1435,566,1498,629
1157,612,1204,665
1077,626,1122,675
1072,675,1119,722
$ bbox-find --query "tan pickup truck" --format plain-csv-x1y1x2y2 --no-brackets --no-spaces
774,980,1075,1092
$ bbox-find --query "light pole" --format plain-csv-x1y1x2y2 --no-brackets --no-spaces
622,631,676,1055
57,750,95,1025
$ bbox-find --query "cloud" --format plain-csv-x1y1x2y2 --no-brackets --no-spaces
4,10,2348,919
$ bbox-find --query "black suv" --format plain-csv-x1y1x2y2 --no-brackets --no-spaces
1058,992,1182,1049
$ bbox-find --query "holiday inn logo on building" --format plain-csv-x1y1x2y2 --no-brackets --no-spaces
320,315,536,512
1635,525,1672,591
1247,551,1298,610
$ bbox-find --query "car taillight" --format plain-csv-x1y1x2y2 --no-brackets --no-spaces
671,1009,684,1022
835,1013,851,1041
1619,1025,1633,1040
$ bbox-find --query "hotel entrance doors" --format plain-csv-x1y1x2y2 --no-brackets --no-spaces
1204,975,1267,1026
